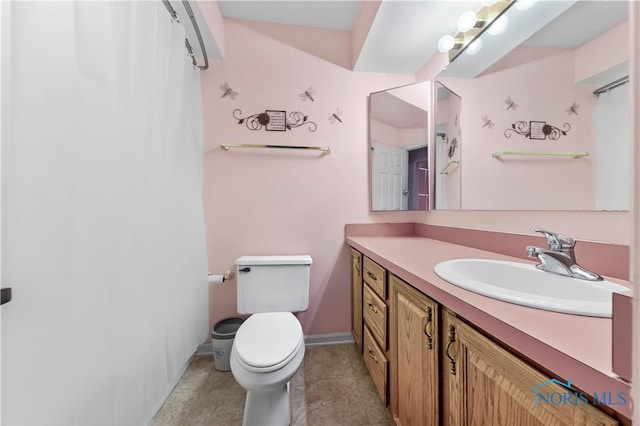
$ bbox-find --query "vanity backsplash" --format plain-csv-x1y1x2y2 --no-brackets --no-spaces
345,223,629,281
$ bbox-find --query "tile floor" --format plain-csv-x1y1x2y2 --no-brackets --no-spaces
151,343,392,426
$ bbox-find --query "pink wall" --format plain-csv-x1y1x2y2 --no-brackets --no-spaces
574,20,629,83
236,19,352,70
370,119,426,149
197,1,225,58
202,19,415,336
439,50,598,210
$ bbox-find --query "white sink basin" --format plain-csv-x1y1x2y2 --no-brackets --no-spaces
434,259,629,317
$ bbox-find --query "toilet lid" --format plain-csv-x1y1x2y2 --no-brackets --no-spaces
233,312,304,371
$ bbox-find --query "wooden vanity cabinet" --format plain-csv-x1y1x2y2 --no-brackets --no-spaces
389,274,439,426
361,255,389,404
350,248,363,353
443,310,618,426
348,246,623,426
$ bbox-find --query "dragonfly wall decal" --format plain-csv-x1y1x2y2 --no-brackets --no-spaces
566,101,579,115
299,86,316,102
328,108,343,124
220,82,238,100
504,96,518,111
481,114,495,129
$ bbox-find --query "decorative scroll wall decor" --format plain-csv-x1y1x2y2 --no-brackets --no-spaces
220,82,237,100
233,109,317,132
299,86,316,102
504,120,571,140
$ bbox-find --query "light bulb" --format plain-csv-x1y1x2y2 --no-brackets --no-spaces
481,0,498,6
457,11,478,32
487,14,508,35
516,0,537,11
438,35,456,53
465,38,483,55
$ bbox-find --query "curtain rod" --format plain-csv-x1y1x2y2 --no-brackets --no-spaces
162,1,209,70
593,76,628,95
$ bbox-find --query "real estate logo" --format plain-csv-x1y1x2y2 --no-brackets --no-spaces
531,378,627,408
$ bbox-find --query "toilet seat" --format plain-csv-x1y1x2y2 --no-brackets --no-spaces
233,312,304,373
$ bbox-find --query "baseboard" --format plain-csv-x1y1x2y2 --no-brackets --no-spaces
304,332,354,347
197,342,214,356
195,332,354,357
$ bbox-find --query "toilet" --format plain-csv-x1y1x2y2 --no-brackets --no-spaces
230,255,312,426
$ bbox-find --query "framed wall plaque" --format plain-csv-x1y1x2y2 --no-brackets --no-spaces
265,110,286,131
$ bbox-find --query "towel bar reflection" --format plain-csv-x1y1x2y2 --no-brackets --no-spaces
492,151,589,159
440,160,460,175
220,144,331,155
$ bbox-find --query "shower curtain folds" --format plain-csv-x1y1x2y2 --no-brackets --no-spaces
1,1,208,424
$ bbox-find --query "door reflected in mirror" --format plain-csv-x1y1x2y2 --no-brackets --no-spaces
369,82,430,211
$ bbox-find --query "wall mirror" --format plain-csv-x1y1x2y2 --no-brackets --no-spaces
434,0,630,211
369,81,430,211
434,82,462,210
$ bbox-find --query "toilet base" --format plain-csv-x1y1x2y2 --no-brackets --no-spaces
242,382,290,426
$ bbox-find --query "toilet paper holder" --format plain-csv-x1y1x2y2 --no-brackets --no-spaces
208,269,235,283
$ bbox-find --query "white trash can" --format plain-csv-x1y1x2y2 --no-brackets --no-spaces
212,318,244,371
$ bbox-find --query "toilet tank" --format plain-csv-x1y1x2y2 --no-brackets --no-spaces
236,255,312,314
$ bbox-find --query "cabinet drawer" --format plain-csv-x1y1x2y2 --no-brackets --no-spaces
363,284,387,349
363,256,386,299
364,326,388,404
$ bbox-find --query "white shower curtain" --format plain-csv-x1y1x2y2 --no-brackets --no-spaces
1,1,208,424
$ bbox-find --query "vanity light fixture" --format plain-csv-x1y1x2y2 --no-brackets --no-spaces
487,14,508,35
465,38,483,55
440,0,515,61
438,35,464,53
457,11,479,32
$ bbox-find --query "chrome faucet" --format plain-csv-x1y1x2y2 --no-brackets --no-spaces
526,228,603,281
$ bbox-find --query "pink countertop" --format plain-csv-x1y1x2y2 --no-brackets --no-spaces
347,235,631,419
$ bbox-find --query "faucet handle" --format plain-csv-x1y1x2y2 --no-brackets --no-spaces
531,228,575,251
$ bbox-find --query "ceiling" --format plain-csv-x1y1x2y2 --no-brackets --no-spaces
217,0,477,74
207,1,629,75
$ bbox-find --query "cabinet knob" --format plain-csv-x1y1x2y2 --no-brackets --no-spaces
367,302,378,314
366,271,378,281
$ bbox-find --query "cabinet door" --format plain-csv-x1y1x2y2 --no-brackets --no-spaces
350,248,363,353
444,312,618,426
390,274,439,426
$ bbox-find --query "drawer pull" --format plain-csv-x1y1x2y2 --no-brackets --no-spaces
367,346,378,363
367,302,378,314
424,306,433,350
446,324,457,375
366,271,378,281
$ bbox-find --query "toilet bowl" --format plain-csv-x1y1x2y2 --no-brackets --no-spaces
230,255,312,425
230,312,305,426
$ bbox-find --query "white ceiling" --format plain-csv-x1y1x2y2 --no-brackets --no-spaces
203,0,630,75
217,1,361,31
217,0,479,74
